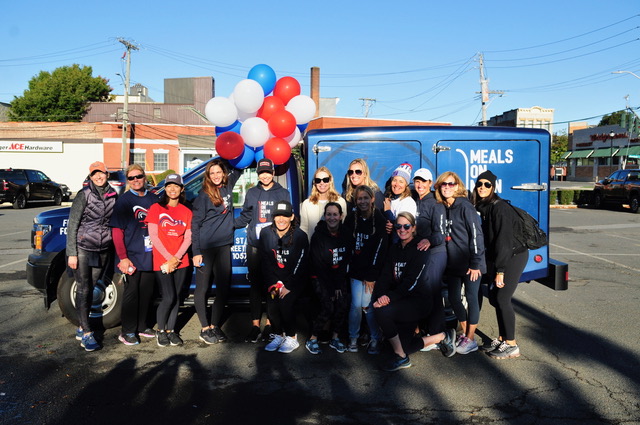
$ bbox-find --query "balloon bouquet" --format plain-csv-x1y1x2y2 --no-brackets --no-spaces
204,64,316,170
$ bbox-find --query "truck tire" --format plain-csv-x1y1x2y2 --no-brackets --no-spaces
53,190,62,206
630,195,639,214
593,192,603,209
13,193,27,209
56,270,123,329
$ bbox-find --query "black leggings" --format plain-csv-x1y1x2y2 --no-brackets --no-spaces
121,270,155,334
266,290,299,337
423,250,447,336
194,245,231,328
247,245,266,321
156,267,189,331
311,278,349,336
488,250,528,341
72,249,111,333
374,294,432,355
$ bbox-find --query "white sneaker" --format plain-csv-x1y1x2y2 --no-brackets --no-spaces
265,334,284,352
420,343,439,352
278,336,300,353
456,336,478,354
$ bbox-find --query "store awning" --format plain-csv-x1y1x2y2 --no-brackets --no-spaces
591,148,619,158
619,145,640,158
561,151,572,159
569,150,593,158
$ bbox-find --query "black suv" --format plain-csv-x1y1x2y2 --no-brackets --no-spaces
0,168,68,209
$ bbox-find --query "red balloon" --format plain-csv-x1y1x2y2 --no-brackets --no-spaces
268,110,297,138
273,76,301,105
215,131,245,160
257,96,285,122
263,137,292,165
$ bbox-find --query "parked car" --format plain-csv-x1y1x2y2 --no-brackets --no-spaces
593,169,640,213
0,168,67,209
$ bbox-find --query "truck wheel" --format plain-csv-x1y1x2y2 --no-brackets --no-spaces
56,271,123,329
53,191,62,206
630,195,639,214
593,192,603,209
12,193,27,209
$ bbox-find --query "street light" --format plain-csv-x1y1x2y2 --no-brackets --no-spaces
612,70,640,80
609,130,616,173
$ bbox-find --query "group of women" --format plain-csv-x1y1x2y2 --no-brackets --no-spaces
66,157,528,370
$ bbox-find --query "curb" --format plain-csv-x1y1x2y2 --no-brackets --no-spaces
550,205,578,209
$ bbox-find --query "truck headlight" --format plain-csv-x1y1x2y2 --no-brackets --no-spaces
33,223,51,251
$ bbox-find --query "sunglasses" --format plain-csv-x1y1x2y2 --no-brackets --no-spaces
127,174,145,181
348,169,363,176
394,223,412,230
476,181,493,189
441,181,457,187
314,177,331,184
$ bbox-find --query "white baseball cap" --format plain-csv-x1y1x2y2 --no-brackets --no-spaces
413,168,433,181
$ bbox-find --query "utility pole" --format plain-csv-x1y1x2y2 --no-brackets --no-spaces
118,38,139,170
477,53,504,126
359,98,376,118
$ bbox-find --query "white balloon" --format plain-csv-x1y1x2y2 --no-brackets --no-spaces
283,126,301,148
285,95,316,124
240,117,270,148
204,97,238,128
237,108,258,122
233,79,265,114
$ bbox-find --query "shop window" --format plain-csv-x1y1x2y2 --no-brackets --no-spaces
154,152,168,171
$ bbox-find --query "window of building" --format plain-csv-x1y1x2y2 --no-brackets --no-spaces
153,150,169,172
131,149,146,167
153,108,161,119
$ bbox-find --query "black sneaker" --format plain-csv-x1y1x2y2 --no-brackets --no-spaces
383,354,411,372
439,328,456,358
156,331,170,347
139,328,156,338
245,326,262,343
261,325,274,342
358,333,371,347
199,328,218,344
118,333,140,346
167,332,183,346
211,327,227,342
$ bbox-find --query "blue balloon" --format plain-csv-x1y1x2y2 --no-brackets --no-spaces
215,120,241,136
248,64,276,96
297,122,308,133
253,146,265,162
229,145,255,169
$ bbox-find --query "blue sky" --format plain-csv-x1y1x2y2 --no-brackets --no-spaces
2,1,639,131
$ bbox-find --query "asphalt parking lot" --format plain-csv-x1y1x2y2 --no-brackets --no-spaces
0,203,638,424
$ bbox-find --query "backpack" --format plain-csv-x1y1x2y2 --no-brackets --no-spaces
504,200,548,250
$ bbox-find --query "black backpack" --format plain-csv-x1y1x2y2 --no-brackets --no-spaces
504,200,548,250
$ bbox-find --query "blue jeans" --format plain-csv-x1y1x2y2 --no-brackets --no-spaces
348,278,381,340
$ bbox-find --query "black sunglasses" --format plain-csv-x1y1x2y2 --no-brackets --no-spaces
127,174,145,181
394,223,412,230
314,177,331,184
476,181,492,189
348,169,363,176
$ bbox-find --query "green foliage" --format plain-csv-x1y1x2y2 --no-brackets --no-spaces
8,64,112,122
559,190,574,205
151,170,176,186
598,110,625,126
551,132,569,165
550,190,558,205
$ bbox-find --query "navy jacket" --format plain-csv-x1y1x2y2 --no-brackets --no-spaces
309,220,354,291
259,225,308,293
235,182,290,248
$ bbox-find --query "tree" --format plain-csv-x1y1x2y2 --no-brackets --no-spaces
9,64,111,122
598,110,625,126
551,132,568,165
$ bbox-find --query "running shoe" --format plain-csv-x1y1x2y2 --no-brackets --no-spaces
118,333,139,346
278,336,300,353
211,327,227,342
167,332,183,346
488,342,521,359
383,354,411,372
75,328,83,341
348,337,359,353
480,338,502,352
80,332,100,352
245,326,262,343
305,339,322,354
456,336,478,354
199,328,218,345
367,338,380,355
439,328,456,358
156,331,170,347
265,334,284,352
261,325,274,342
329,338,347,353
139,328,156,338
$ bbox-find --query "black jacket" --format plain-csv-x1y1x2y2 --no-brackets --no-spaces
415,192,445,254
373,238,430,302
343,208,388,282
235,182,290,248
436,197,486,276
309,220,354,291
259,225,308,293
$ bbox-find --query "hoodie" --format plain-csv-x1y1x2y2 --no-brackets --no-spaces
235,181,290,248
309,220,354,291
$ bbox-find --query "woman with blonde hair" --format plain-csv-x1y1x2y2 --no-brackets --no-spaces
300,166,347,241
342,158,384,212
434,171,486,355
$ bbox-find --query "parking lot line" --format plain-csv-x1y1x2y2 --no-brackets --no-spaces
551,242,640,274
0,259,26,269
